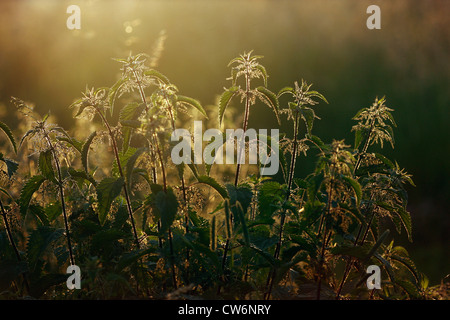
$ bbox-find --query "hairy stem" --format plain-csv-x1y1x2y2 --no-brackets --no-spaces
43,132,75,265
96,110,140,248
264,111,300,300
234,69,251,187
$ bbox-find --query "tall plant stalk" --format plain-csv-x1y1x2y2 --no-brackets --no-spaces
42,130,76,265
95,109,140,248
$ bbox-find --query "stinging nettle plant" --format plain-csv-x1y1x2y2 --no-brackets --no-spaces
0,46,437,300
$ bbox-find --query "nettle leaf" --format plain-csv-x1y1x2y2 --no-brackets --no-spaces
19,129,37,149
395,279,420,299
340,175,362,206
219,86,239,126
57,136,83,153
19,175,47,218
394,207,412,242
257,181,284,220
28,204,50,226
125,147,147,190
26,226,65,275
176,95,207,118
0,121,17,154
144,69,171,85
299,107,316,136
108,77,128,116
277,86,294,98
0,153,18,178
119,102,145,122
148,186,178,235
226,183,253,220
256,86,280,124
44,202,63,222
68,167,97,187
255,64,268,87
81,131,97,173
96,177,125,225
196,175,229,199
38,150,55,181
112,147,137,178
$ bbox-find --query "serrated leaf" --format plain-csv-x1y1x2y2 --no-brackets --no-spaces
256,86,280,124
44,202,63,222
394,207,412,242
26,226,64,275
255,64,268,87
277,86,294,98
176,95,207,118
19,175,46,218
68,167,97,187
196,175,229,199
28,204,50,226
108,77,128,116
96,177,125,225
144,69,170,85
395,279,420,299
149,187,178,235
341,175,362,206
391,254,420,282
125,147,146,190
119,102,146,122
373,152,394,169
218,86,239,126
56,136,83,153
81,131,97,173
235,202,250,246
0,121,17,154
300,106,316,136
226,183,253,221
0,154,18,178
257,181,283,219
19,129,36,149
38,150,55,181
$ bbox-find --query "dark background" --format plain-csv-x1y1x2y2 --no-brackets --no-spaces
0,0,448,285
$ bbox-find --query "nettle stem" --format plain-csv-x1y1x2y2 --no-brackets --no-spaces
166,95,190,283
43,132,75,266
234,68,251,187
316,161,336,300
96,109,140,248
264,111,300,300
336,121,376,299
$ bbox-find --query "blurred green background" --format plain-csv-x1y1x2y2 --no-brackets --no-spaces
0,0,448,285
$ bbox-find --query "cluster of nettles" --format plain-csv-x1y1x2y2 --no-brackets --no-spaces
0,50,433,300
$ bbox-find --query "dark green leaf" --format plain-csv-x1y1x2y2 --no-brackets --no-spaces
38,150,55,181
81,131,97,173
125,147,146,190
108,77,128,116
19,175,46,218
96,177,124,225
176,95,207,118
0,121,17,154
144,69,170,85
196,175,229,199
218,86,239,125
256,86,280,124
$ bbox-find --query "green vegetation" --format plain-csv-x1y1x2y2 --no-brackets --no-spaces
0,49,447,300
